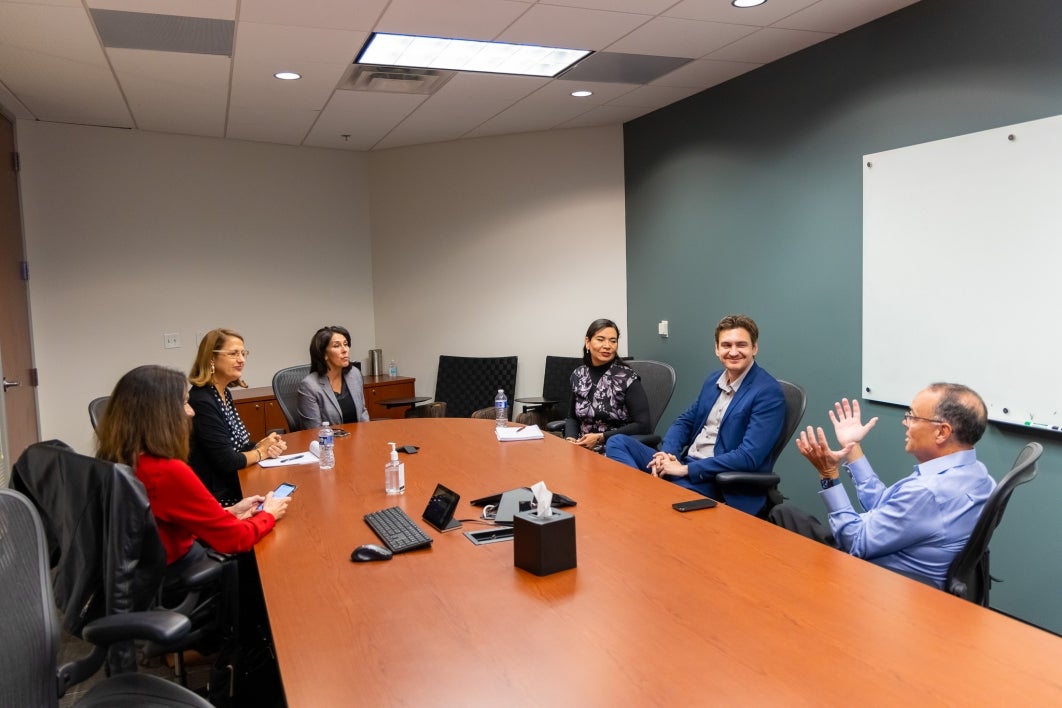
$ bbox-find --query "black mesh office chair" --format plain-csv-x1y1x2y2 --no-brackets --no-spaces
433,355,518,419
0,487,211,707
88,396,109,431
945,441,1042,606
714,379,807,518
625,359,677,447
271,364,311,431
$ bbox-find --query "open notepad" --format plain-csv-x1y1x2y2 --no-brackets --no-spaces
495,424,544,442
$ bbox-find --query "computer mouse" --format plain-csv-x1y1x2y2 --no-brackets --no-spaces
350,544,393,562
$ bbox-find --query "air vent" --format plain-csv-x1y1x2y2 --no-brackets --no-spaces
340,65,455,95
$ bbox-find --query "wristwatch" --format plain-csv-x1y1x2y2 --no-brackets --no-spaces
819,477,840,490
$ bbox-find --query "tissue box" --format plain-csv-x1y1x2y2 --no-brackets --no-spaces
513,508,576,576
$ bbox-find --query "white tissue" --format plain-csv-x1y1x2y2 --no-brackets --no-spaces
308,440,320,458
530,480,553,518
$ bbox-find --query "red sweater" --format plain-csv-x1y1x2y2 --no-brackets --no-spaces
136,454,276,565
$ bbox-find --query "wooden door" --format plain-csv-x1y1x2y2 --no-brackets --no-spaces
0,114,39,470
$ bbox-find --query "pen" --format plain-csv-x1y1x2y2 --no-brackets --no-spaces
516,426,526,432
280,454,305,463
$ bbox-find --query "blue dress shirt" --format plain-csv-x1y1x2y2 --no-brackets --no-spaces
820,449,996,588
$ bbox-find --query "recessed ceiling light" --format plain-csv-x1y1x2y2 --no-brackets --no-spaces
357,33,591,78
732,0,767,7
274,71,301,80
571,90,593,98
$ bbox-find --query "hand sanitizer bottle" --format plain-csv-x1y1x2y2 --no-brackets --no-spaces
385,442,405,494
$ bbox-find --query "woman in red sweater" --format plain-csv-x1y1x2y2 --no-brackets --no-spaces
96,365,291,568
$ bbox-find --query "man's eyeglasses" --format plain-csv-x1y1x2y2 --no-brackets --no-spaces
213,349,250,359
903,410,943,425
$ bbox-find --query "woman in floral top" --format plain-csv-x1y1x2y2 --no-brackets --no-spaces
564,319,651,452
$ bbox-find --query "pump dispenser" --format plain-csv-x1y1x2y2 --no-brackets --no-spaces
385,442,405,494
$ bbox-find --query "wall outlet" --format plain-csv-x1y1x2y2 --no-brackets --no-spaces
163,332,180,349
658,320,669,338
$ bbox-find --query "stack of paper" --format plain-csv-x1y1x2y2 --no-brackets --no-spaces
495,424,544,442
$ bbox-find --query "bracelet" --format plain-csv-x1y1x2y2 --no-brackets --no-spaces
256,448,263,462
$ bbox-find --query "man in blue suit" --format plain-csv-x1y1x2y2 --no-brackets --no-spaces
605,314,785,514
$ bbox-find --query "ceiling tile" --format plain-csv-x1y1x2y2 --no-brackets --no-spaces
650,57,761,88
238,0,388,31
305,89,426,150
375,0,531,41
607,16,758,58
707,26,833,64
87,0,236,21
665,0,819,25
775,0,921,33
498,5,649,50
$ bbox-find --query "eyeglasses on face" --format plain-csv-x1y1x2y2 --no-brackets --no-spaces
903,410,943,425
213,349,250,359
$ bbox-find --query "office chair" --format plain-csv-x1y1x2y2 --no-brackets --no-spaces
12,440,228,686
88,396,109,431
625,359,677,447
516,355,582,428
0,487,212,707
271,364,311,432
945,441,1042,606
433,355,518,420
714,379,807,518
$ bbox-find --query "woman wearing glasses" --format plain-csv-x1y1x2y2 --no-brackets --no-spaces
296,325,370,430
188,328,286,504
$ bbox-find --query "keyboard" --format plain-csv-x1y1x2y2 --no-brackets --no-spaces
363,506,434,553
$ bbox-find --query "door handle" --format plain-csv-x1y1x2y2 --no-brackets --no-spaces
3,378,20,392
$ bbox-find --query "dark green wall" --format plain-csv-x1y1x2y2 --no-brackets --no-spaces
624,0,1062,632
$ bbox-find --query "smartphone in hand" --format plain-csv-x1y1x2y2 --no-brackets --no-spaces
257,482,297,512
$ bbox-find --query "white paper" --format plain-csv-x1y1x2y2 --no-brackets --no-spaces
258,452,313,468
495,424,544,442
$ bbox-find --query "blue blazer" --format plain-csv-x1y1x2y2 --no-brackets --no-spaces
661,361,785,512
296,369,370,430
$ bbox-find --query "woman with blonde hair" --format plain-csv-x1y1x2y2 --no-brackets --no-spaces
188,328,286,504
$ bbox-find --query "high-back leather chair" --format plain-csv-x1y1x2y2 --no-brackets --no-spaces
946,441,1042,606
88,396,109,431
271,364,311,432
714,379,807,518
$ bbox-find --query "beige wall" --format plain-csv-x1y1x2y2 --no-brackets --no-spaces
368,126,627,407
16,122,626,452
18,122,374,452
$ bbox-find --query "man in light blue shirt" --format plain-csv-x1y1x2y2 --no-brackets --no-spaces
769,383,996,588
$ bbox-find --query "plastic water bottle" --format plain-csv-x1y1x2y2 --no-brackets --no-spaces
494,389,508,428
318,422,335,470
388,359,398,376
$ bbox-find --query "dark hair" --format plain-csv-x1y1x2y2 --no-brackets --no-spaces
96,365,190,467
583,318,620,366
715,314,759,345
188,328,247,388
310,325,353,376
929,382,988,446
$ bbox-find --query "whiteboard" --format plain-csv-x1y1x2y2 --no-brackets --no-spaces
862,113,1062,431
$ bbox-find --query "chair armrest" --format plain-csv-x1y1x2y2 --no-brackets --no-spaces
179,555,224,587
82,610,192,646
545,420,566,433
714,472,780,490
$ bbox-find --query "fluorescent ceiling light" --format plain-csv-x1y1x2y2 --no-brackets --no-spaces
357,33,591,78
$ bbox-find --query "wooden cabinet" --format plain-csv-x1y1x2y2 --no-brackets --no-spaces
362,375,417,419
232,387,290,441
232,376,420,435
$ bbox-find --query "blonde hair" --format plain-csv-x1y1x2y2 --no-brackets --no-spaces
189,328,248,388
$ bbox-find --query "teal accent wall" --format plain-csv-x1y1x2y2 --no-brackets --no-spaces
624,0,1062,632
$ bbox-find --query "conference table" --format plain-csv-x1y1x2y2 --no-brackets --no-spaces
242,419,1062,706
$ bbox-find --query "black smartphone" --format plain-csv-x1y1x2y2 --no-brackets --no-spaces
332,428,351,438
672,498,717,512
258,481,297,511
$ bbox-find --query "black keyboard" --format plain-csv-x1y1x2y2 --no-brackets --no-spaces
363,506,434,553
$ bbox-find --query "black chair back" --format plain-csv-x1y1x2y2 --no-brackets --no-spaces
626,360,677,435
769,380,808,468
272,365,311,432
433,355,518,419
946,442,1042,606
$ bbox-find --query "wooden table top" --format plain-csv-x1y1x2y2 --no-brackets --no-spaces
242,419,1062,707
